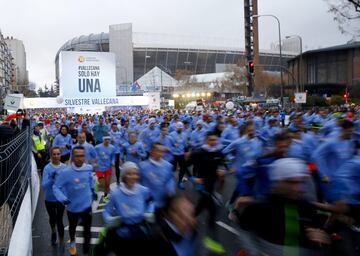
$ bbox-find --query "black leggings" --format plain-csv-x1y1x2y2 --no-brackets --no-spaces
44,201,65,238
115,153,120,184
67,208,92,253
172,155,191,183
103,224,152,255
33,150,47,174
195,191,216,233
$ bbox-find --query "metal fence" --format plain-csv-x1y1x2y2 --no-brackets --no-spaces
0,128,31,255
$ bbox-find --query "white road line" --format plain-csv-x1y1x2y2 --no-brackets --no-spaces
67,237,98,245
216,221,240,236
93,209,105,214
91,191,104,212
91,182,117,212
64,226,103,232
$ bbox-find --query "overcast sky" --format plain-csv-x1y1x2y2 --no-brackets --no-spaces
0,0,352,89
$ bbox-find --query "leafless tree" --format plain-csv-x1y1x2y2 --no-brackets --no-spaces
256,67,281,97
324,0,360,37
175,69,203,91
222,65,247,93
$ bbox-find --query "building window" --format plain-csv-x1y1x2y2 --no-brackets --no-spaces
307,58,316,84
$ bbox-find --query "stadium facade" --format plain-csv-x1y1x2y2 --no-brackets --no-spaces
55,23,296,94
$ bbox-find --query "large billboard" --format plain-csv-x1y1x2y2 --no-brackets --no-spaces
59,51,116,106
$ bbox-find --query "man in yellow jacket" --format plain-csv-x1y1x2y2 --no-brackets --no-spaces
32,124,47,174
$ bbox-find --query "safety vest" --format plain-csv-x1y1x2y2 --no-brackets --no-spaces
32,135,45,151
39,128,48,141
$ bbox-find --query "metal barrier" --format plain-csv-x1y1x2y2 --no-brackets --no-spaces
0,129,31,256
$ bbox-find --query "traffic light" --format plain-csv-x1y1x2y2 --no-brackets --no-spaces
248,61,255,75
343,91,350,104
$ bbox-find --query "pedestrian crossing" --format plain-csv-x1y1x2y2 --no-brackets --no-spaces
72,237,98,245
64,226,103,232
64,226,103,245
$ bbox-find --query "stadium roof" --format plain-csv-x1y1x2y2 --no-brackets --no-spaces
57,30,297,58
133,32,296,56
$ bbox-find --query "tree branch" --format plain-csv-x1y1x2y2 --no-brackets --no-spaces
348,0,360,12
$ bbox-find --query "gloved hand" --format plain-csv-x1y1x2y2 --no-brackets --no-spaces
107,216,121,227
190,176,203,185
195,184,204,191
189,176,197,182
63,199,71,205
92,193,98,201
144,212,155,223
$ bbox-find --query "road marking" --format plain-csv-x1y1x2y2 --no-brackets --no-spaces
92,191,103,212
93,209,105,213
64,226,103,232
91,182,117,212
64,226,103,244
216,221,240,236
67,237,98,245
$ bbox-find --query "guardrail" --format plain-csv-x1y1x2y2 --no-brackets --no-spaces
0,128,31,256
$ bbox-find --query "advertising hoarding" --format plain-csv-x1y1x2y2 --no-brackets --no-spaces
59,51,116,103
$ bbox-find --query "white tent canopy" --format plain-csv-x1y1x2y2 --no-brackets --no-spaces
135,66,178,92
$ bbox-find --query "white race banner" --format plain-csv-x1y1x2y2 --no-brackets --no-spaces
59,51,116,99
23,96,152,108
294,92,307,104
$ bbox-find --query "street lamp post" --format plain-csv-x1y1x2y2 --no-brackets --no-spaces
144,55,151,75
253,14,284,108
286,35,303,92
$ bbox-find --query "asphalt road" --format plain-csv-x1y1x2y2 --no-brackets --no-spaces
32,171,243,256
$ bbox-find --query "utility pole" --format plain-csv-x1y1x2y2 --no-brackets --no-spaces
252,0,260,94
243,0,258,97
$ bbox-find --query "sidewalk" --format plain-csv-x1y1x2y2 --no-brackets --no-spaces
32,189,66,256
0,203,12,253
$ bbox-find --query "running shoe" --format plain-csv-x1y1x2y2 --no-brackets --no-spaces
68,241,77,255
203,236,225,254
103,195,110,203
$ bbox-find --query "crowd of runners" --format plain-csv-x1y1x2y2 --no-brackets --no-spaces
12,106,360,255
